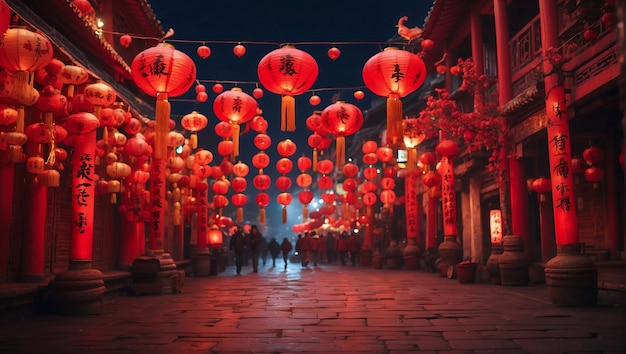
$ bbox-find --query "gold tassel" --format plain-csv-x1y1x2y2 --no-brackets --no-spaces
67,84,75,98
303,204,309,220
110,193,117,204
93,105,102,120
155,93,170,159
336,136,345,169
282,206,287,224
387,95,403,146
232,123,240,157
259,207,266,225
312,148,318,172
103,127,109,147
190,134,198,150
407,148,417,173
236,207,243,223
44,112,56,167
13,71,32,102
281,95,295,131
173,202,181,225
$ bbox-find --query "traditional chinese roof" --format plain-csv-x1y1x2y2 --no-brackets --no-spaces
421,0,471,70
501,82,545,116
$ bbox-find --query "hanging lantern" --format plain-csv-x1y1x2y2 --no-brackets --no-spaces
213,87,257,157
253,133,272,151
257,45,319,131
422,170,441,188
584,166,604,189
256,192,270,224
252,152,270,172
197,45,211,59
532,177,552,202
297,156,312,173
571,157,586,175
296,173,312,188
342,177,357,192
208,225,222,249
582,146,604,166
307,132,323,169
59,65,89,97
231,193,248,222
181,111,208,149
0,27,54,101
232,161,249,177
277,139,297,157
321,101,363,168
436,139,459,158
217,140,234,157
298,189,314,219
362,47,426,146
277,192,293,224
275,157,293,175
362,140,378,154
250,115,268,133
253,173,271,191
362,152,378,166
318,175,334,190
363,166,378,180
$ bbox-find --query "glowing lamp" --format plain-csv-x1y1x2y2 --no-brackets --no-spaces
252,152,270,171
208,226,222,248
489,209,503,244
231,193,248,222
213,87,257,157
321,101,363,168
342,162,359,178
584,166,604,188
582,146,604,166
181,111,208,149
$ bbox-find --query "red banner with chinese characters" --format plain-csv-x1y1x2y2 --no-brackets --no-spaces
197,187,208,248
405,172,419,238
545,86,578,245
440,158,457,237
71,131,97,260
149,157,166,250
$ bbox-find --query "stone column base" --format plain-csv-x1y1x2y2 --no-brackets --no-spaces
132,252,178,295
402,243,421,270
47,261,104,315
192,248,212,277
545,244,597,307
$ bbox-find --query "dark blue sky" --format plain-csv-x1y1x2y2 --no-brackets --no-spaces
147,1,432,234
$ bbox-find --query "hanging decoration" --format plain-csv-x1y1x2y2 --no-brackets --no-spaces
231,161,250,222
213,87,257,157
276,139,296,223
181,111,208,149
320,101,363,169
362,47,426,147
257,45,319,131
436,139,459,238
296,156,313,220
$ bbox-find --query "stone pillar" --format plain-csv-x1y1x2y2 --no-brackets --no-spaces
402,171,421,269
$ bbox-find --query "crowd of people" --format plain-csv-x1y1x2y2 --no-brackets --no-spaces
227,226,363,275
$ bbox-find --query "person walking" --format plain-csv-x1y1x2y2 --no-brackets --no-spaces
337,231,349,266
268,237,281,268
229,225,246,275
280,237,293,270
348,232,361,266
310,231,321,266
248,225,263,273
299,232,312,267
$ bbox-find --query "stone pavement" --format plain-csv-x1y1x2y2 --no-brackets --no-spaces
0,263,625,354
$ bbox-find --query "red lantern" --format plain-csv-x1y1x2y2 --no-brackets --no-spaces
318,175,334,190
250,115,268,133
276,158,293,175
276,176,292,191
327,46,341,60
252,87,263,99
208,226,222,248
181,111,208,149
436,139,459,157
584,166,604,188
380,190,396,205
353,90,365,100
119,34,132,48
219,159,233,175
582,146,604,166
252,152,270,171
297,156,312,172
277,192,293,224
232,161,249,177
363,166,378,180
131,43,196,97
194,149,213,165
212,83,224,93
197,45,211,59
422,171,441,188
231,193,248,222
316,159,334,175
256,192,270,207
309,95,321,106
254,133,272,151
381,177,396,190
257,46,319,131
362,47,426,146
213,87,257,157
212,179,229,195
362,152,378,166
231,177,247,193
233,44,246,57
321,193,335,204
362,192,377,206
215,121,233,139
376,146,394,163
362,140,377,154
298,190,314,204
342,178,357,192
321,101,363,168
217,140,233,157
532,177,551,202
571,157,586,175
253,173,271,191
277,139,297,157
342,162,359,177
213,194,229,209
305,111,323,132
296,173,312,188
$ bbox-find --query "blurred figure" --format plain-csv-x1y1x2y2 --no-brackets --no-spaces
281,237,293,270
268,237,281,268
248,225,263,273
229,225,246,275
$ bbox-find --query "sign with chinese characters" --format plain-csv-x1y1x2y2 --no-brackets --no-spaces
71,132,96,260
440,158,457,237
149,157,165,250
489,209,503,244
405,172,419,238
197,187,208,248
545,86,578,245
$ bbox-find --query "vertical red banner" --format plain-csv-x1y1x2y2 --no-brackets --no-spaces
71,131,97,260
440,158,457,237
405,172,419,238
545,86,578,245
197,187,208,248
149,157,166,250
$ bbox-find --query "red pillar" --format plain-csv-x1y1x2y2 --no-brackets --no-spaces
538,196,556,262
119,217,139,269
509,158,531,258
0,152,14,282
493,0,513,105
426,188,438,250
196,182,209,249
20,142,47,282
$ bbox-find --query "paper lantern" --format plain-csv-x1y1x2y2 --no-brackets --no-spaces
275,176,292,191
376,146,394,163
217,140,233,157
362,192,377,206
197,45,211,59
321,101,363,168
253,173,271,191
219,159,233,175
362,152,378,166
0,28,54,101
253,133,271,151
193,149,213,165
296,173,312,188
252,152,270,171
252,87,263,99
422,170,441,188
316,159,334,175
181,111,208,149
213,87,257,157
436,139,459,158
362,47,426,146
208,226,222,248
231,193,248,222
213,194,229,209
275,157,293,175
277,192,293,224
256,192,270,224
363,166,378,180
571,157,586,175
298,189,314,219
277,139,297,157
232,161,249,177
327,46,341,60
59,65,89,97
362,140,377,154
342,178,357,192
318,175,333,190
380,190,396,205
214,121,233,139
131,43,196,97
532,177,551,202
584,166,604,188
307,132,323,169
582,146,604,166
257,45,319,131
297,156,312,172
250,115,268,133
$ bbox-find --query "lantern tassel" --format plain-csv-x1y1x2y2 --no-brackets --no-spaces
67,84,75,98
387,95,403,146
282,206,287,224
155,93,170,159
303,204,309,220
312,148,318,172
13,71,32,102
281,95,295,132
44,112,56,167
407,148,417,173
259,207,266,225
236,207,243,223
173,202,181,225
111,193,117,204
17,106,25,133
232,123,240,158
190,133,198,150
336,136,345,169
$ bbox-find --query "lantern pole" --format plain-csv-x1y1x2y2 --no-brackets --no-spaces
48,114,105,314
192,181,211,277
540,0,597,306
0,152,14,280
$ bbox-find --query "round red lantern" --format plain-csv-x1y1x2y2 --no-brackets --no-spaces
571,157,586,175
362,140,377,154
305,111,323,132
231,193,248,222
342,177,357,192
353,90,365,100
214,121,233,139
381,177,396,190
212,179,229,195
362,192,377,206
254,133,272,151
131,43,196,97
376,146,394,163
296,173,312,188
219,159,233,175
231,176,247,193
318,175,334,190
250,115,268,133
297,156,312,172
584,166,604,188
217,140,234,157
362,152,378,166
208,226,222,248
212,83,224,93
210,165,224,179
277,192,293,223
275,176,292,191
232,161,249,177
194,149,213,165
342,162,359,178
59,65,89,97
256,192,270,207
583,146,604,166
363,166,378,180
362,47,427,146
253,173,271,191
276,158,293,175
362,181,378,192
277,139,297,157
257,45,319,131
252,87,263,99
380,190,396,205
197,45,211,59
309,94,321,106
422,171,441,188
419,151,437,165
213,194,229,209
213,87,257,157
120,34,132,48
298,190,314,205
233,44,246,57
327,46,341,60
316,159,334,175
181,111,208,149
321,101,363,168
436,139,459,157
252,152,270,171
532,177,552,202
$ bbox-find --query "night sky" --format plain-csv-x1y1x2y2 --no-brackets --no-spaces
146,1,433,235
